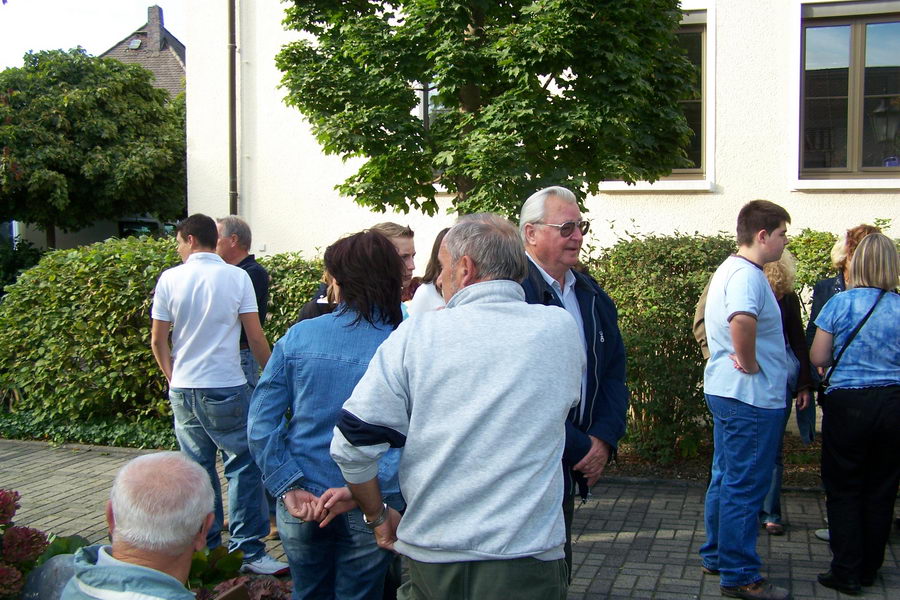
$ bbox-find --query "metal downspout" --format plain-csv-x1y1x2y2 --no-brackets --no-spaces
228,0,238,215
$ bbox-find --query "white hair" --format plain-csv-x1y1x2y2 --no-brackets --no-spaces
518,186,578,241
110,452,214,555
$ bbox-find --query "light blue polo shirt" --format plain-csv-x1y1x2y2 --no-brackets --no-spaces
703,256,787,408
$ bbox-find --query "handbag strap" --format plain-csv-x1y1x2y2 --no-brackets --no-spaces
822,289,887,387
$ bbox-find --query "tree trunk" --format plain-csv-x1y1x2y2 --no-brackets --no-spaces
45,225,56,249
455,3,485,206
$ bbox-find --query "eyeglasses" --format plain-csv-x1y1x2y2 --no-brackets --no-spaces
534,220,590,237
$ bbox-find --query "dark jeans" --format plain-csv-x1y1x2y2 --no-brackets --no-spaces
400,557,568,600
821,385,900,583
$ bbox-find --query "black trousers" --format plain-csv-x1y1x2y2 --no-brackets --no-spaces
821,385,900,583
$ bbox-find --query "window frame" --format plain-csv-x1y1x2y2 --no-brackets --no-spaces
599,1,715,192
800,13,900,178
668,22,706,179
792,0,900,190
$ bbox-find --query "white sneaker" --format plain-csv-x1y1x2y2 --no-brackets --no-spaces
240,554,289,576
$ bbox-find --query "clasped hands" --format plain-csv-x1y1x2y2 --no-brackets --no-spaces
281,487,401,551
282,487,357,527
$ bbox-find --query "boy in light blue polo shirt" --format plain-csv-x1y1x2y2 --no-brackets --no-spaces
699,200,793,600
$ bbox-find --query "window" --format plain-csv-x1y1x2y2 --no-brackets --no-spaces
673,22,705,175
599,4,714,191
801,8,900,177
414,82,448,131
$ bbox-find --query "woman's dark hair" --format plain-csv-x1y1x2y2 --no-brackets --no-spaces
422,228,450,285
324,230,404,328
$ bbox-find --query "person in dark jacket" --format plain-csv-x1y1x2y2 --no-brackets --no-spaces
216,216,270,389
518,186,629,577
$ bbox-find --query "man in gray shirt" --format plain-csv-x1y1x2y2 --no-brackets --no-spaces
329,213,585,599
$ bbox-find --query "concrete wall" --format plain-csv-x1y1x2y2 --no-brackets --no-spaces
185,0,900,265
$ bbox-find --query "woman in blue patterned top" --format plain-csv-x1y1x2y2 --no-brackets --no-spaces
810,232,900,595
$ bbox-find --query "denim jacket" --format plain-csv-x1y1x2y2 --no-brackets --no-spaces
247,307,402,498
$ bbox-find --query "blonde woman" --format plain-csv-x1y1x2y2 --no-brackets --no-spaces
758,251,812,535
810,233,900,594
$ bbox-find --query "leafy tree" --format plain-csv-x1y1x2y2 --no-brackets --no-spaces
278,0,694,217
0,49,185,247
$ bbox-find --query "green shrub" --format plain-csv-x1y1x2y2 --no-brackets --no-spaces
0,238,43,296
0,236,179,420
591,232,735,463
0,239,323,434
788,228,837,301
0,410,175,449
259,252,324,341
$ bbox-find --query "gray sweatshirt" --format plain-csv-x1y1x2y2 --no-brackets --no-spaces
330,279,585,563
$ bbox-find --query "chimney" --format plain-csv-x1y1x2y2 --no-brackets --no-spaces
147,5,164,52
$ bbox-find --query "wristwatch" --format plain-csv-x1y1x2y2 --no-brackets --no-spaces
363,502,388,529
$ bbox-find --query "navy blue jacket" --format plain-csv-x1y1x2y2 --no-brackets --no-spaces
521,261,629,486
237,254,269,347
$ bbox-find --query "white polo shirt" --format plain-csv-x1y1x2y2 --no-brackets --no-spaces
151,252,258,388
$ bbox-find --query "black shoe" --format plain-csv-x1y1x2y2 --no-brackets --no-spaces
860,574,875,587
817,571,861,595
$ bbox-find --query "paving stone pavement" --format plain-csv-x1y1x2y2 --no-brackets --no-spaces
2,438,897,599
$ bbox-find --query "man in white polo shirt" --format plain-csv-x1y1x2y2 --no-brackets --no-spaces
150,214,286,576
700,200,792,600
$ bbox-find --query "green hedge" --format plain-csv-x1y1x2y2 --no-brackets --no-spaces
258,252,324,341
787,228,837,301
0,237,323,426
590,233,736,463
0,229,847,459
0,237,179,421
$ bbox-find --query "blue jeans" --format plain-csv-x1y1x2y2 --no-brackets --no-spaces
277,498,395,600
169,385,268,562
700,394,784,587
760,390,794,525
240,348,260,390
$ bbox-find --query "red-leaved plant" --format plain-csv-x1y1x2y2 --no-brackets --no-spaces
0,490,49,600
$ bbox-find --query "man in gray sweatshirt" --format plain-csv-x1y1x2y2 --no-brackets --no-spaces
329,213,585,599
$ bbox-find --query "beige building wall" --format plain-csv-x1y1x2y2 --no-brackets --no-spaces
186,0,455,264
185,0,900,264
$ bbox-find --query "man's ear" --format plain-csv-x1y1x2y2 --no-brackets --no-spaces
194,513,215,552
106,501,115,537
523,223,537,246
459,255,479,287
755,229,768,245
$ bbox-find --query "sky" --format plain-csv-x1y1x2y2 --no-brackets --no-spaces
0,0,186,70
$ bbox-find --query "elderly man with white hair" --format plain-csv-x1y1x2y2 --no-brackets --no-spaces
62,452,215,600
518,186,629,577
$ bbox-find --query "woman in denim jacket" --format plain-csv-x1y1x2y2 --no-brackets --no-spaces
248,230,405,600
